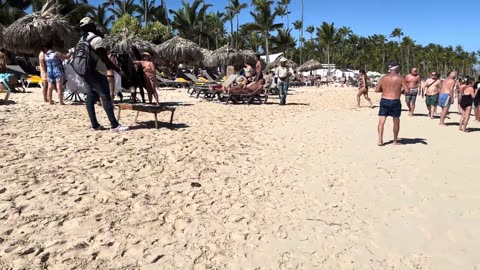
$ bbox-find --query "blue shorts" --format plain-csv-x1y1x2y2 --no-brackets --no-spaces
379,98,402,118
438,93,451,108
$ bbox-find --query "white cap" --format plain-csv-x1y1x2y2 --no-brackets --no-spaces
79,17,94,27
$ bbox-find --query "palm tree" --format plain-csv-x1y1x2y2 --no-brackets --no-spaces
226,0,247,49
206,11,226,49
244,0,283,64
137,0,155,25
390,27,403,68
169,0,212,47
316,22,339,75
107,0,139,19
277,0,290,29
88,4,114,32
271,28,295,57
306,25,314,41
150,3,169,25
293,20,302,57
224,9,234,46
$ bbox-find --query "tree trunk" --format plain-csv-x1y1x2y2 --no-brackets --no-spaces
327,48,330,75
236,14,239,49
230,19,234,46
265,32,270,65
300,0,303,64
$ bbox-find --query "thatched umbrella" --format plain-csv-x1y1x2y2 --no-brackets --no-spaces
270,56,297,68
104,34,161,64
204,45,256,68
2,1,76,54
297,59,323,72
156,36,203,65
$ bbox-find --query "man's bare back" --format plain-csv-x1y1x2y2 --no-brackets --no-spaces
441,73,457,94
376,72,409,99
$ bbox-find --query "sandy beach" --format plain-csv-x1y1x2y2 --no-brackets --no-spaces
1,86,479,269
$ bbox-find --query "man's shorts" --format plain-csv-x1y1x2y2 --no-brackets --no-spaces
438,93,451,108
405,89,418,104
425,94,438,106
379,98,402,118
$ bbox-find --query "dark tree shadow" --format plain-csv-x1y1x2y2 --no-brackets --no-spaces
383,138,428,145
128,121,190,130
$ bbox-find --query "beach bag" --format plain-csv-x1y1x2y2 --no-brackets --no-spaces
71,35,97,76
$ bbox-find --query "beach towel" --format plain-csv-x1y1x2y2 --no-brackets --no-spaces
0,73,14,92
65,64,88,94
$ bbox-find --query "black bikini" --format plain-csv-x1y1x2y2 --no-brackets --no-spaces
461,94,473,109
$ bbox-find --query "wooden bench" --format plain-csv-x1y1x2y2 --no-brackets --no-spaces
116,103,176,129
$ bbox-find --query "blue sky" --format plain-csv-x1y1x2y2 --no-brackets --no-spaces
90,0,479,53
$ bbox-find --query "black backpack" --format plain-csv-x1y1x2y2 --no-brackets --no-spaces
71,35,98,76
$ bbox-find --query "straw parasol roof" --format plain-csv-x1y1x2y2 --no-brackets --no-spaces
104,34,161,64
297,59,323,72
156,36,203,65
2,1,76,54
270,56,297,68
204,45,256,67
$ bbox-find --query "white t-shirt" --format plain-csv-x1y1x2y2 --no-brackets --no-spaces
275,66,289,82
86,32,107,76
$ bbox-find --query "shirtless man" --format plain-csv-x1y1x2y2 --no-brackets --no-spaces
422,71,442,118
438,71,457,126
375,61,410,146
404,67,421,116
254,54,263,82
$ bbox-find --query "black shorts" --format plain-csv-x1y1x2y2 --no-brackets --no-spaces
379,98,402,118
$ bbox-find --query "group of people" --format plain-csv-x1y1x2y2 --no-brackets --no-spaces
33,17,169,132
373,61,479,146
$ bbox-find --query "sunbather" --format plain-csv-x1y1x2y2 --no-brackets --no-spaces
227,79,265,94
38,51,48,102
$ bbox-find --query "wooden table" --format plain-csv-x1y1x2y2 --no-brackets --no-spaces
117,103,176,129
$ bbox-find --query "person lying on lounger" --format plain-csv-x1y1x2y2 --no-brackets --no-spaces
227,78,265,94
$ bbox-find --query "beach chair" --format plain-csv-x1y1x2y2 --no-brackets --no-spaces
156,75,178,88
184,73,216,85
5,65,27,92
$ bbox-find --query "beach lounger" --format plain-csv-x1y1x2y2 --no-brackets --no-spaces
195,74,238,100
184,73,215,85
5,65,27,92
156,75,178,88
117,103,176,129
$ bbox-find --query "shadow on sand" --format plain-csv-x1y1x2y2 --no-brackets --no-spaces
383,138,428,145
0,100,16,105
128,121,190,130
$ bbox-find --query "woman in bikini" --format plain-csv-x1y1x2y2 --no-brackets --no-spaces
134,52,159,105
357,69,373,108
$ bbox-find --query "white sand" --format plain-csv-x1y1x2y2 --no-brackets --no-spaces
1,86,479,269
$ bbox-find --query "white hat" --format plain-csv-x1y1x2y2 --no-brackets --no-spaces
79,17,94,27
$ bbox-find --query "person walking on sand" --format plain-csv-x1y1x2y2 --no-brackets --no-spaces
78,17,129,132
375,61,410,146
438,71,457,126
459,77,477,132
356,69,373,108
275,59,291,105
422,71,442,118
405,67,421,116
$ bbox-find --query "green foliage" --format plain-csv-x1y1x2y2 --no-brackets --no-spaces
111,14,140,36
139,21,172,44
